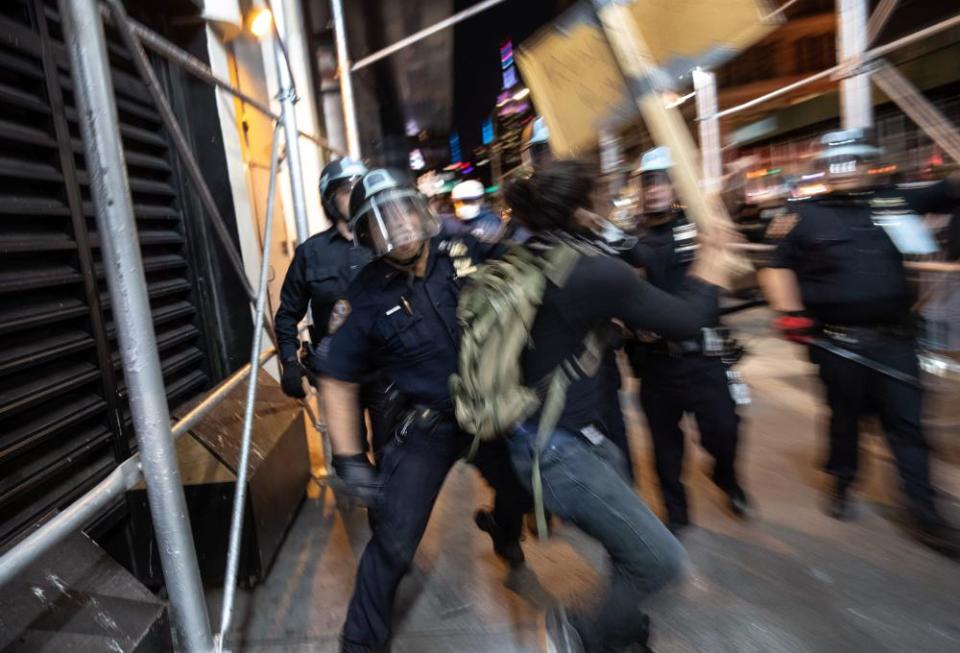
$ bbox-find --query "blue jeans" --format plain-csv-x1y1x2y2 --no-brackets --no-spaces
508,422,688,651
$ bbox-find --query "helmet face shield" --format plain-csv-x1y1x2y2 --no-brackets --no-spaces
353,189,440,258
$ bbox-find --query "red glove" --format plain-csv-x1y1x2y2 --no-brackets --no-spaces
774,313,816,344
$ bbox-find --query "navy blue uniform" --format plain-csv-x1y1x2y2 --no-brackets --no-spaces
625,214,741,524
770,182,960,511
275,226,371,359
440,208,503,242
310,234,530,649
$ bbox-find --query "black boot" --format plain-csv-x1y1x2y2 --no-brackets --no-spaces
604,614,654,652
341,637,389,653
826,480,854,521
475,510,525,568
908,505,960,559
665,511,690,536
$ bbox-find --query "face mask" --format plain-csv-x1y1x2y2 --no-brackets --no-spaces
455,203,481,220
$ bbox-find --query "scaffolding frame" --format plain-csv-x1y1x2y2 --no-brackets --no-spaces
0,1,334,651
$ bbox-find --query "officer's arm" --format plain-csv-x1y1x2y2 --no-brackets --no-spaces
274,249,311,363
759,268,804,312
759,209,806,311
320,377,364,455
902,177,960,214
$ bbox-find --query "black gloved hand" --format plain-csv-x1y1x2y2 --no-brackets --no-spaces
280,360,308,399
332,453,382,505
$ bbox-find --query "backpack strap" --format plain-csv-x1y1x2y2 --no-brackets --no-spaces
531,326,607,539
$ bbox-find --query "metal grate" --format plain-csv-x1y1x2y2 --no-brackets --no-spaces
0,0,212,548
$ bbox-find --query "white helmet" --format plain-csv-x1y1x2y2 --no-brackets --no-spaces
638,146,673,174
451,180,485,220
451,179,485,202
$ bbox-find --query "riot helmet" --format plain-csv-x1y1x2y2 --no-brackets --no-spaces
638,146,678,219
815,128,886,193
521,116,553,169
348,169,440,260
320,157,368,224
451,179,486,220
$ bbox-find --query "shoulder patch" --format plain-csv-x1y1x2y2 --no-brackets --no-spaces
327,299,351,334
765,212,798,240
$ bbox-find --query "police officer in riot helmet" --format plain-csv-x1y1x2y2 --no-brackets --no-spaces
442,179,503,241
275,157,367,397
625,146,751,533
308,169,531,652
762,128,960,556
274,157,398,455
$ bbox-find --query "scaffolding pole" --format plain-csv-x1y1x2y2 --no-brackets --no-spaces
838,0,873,129
271,0,311,243
217,118,283,648
330,0,362,158
59,1,213,650
693,68,723,194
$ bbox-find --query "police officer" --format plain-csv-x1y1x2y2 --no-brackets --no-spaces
627,146,751,532
309,169,531,652
762,128,960,556
442,179,503,241
274,158,397,454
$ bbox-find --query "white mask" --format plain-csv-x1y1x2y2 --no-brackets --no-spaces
455,203,482,220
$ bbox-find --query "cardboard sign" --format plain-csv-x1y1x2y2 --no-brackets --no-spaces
517,0,778,157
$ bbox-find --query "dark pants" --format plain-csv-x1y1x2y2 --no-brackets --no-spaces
342,421,530,648
508,423,688,652
598,349,634,479
639,354,741,522
810,335,935,510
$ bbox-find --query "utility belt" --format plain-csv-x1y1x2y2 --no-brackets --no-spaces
820,323,913,346
395,405,458,443
647,327,744,363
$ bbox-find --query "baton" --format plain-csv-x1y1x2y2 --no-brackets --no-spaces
809,337,922,389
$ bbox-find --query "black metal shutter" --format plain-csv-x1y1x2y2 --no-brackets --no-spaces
0,0,214,548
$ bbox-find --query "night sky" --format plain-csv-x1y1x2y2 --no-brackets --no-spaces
451,0,570,154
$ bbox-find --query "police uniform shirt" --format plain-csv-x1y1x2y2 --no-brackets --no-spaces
769,180,959,325
274,226,372,362
440,209,503,242
312,235,499,414
632,214,700,294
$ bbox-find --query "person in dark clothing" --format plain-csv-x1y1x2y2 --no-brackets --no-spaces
624,146,751,532
274,158,396,454
441,179,503,241
504,160,736,653
762,128,960,558
309,169,531,653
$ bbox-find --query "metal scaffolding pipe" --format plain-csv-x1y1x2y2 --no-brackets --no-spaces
330,0,362,158
172,347,278,439
693,68,722,193
838,0,873,129
217,120,283,644
98,3,340,155
713,12,960,120
107,0,256,302
0,457,140,587
867,0,900,45
872,61,960,165
351,0,508,72
60,1,214,650
271,1,311,244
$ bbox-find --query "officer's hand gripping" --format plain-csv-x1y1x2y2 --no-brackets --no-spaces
774,311,817,344
281,361,309,399
332,453,382,506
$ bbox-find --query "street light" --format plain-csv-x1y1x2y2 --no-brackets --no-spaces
249,7,273,39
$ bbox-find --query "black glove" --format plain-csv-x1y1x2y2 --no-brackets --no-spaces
281,360,308,399
332,453,382,505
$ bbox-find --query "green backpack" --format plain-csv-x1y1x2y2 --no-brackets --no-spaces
450,241,606,538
